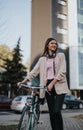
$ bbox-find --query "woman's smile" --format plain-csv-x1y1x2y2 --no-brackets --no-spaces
47,40,57,51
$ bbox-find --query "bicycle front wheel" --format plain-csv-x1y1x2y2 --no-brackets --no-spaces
18,106,30,130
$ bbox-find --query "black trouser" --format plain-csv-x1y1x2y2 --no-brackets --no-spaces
45,80,65,130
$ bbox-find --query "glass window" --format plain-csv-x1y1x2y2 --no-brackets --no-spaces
57,27,67,34
78,50,83,85
14,97,22,101
58,0,66,6
77,0,83,86
80,1,83,9
78,14,83,23
70,95,76,100
59,43,68,49
57,13,67,20
2,96,10,102
78,9,83,15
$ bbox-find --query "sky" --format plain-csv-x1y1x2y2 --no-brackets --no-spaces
0,0,31,64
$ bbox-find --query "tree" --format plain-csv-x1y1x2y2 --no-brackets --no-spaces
1,38,27,97
0,44,12,70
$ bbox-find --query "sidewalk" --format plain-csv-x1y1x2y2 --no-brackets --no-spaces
34,112,83,130
0,110,83,130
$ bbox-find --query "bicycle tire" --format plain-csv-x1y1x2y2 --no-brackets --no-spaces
18,106,30,130
35,97,40,122
35,103,40,123
24,113,35,130
30,114,35,130
29,100,40,130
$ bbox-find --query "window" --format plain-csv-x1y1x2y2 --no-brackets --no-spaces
80,0,83,9
14,97,22,101
57,13,67,20
58,0,66,6
57,27,67,34
59,43,68,49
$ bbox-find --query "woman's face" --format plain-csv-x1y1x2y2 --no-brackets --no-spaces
47,40,57,51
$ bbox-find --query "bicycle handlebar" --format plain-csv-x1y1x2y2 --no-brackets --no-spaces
19,83,43,89
18,83,51,95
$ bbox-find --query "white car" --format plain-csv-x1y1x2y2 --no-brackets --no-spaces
11,95,48,113
11,95,28,112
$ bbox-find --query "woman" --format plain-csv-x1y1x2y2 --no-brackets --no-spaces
17,37,70,130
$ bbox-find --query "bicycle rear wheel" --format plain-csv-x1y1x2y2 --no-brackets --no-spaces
18,106,30,130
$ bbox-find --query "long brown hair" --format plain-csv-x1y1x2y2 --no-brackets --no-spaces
42,37,58,56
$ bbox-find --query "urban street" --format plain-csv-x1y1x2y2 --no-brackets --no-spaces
0,109,83,130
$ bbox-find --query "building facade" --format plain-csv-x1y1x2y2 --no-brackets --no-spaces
52,0,68,47
69,0,83,90
31,0,83,90
31,0,51,63
31,0,68,62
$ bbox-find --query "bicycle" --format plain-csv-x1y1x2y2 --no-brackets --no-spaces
18,83,49,130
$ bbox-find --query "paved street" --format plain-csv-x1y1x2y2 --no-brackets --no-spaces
0,109,83,130
35,110,83,130
0,111,20,125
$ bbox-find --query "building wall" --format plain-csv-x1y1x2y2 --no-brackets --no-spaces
69,0,83,90
31,0,83,92
31,0,51,64
52,0,68,45
31,0,68,63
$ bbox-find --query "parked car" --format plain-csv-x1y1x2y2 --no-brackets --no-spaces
11,95,31,113
0,95,12,110
62,94,83,109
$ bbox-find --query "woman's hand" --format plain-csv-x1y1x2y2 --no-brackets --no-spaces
47,82,54,91
47,79,58,91
17,82,22,87
17,78,29,87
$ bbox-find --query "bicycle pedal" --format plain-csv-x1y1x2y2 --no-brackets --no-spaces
37,120,43,124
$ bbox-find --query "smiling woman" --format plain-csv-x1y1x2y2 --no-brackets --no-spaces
17,37,70,130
